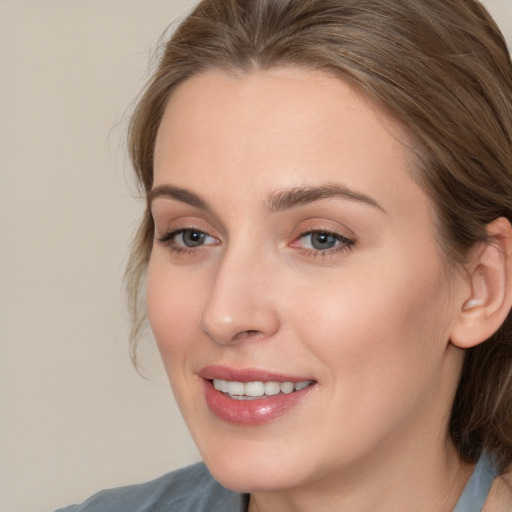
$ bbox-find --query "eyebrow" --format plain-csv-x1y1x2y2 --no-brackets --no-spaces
266,183,386,213
149,185,210,210
149,183,385,214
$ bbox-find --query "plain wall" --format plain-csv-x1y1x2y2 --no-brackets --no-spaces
0,1,510,511
0,2,200,511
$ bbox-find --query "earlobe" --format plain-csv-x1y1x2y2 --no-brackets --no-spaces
451,217,512,349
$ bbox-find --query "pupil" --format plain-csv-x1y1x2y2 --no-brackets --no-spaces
183,230,205,247
312,232,336,250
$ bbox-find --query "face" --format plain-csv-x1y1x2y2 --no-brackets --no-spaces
147,68,466,493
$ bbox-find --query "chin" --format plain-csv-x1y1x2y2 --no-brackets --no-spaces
193,430,329,494
204,456,306,493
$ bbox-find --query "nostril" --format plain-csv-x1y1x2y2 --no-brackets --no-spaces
233,330,264,341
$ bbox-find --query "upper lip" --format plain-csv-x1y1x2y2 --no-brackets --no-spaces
199,365,315,383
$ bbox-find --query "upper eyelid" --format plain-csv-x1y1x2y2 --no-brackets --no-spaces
158,227,217,240
151,208,222,235
153,216,218,235
293,222,356,241
151,197,361,236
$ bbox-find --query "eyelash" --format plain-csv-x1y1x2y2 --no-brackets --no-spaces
292,230,355,258
155,227,355,258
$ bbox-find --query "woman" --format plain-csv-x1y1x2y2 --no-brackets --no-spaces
59,0,512,510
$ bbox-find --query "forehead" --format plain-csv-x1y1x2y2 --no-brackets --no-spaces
153,67,429,221
155,67,401,164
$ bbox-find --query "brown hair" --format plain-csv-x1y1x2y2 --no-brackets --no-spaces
126,0,512,470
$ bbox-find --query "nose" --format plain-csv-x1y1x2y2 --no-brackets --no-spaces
200,247,280,345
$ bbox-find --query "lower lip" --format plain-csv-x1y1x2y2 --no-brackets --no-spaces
203,379,315,425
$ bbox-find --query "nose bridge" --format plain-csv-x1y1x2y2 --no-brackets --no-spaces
200,239,279,345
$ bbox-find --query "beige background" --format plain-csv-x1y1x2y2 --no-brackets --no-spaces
0,1,510,511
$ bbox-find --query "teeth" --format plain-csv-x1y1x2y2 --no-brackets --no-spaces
245,381,265,397
219,379,230,393
212,379,312,398
228,381,244,395
294,381,310,391
264,381,281,396
280,381,294,394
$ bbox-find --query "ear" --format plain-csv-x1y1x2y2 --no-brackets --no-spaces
450,217,512,349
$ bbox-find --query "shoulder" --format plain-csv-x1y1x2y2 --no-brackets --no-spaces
483,466,512,512
54,462,245,512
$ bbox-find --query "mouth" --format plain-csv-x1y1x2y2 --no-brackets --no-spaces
199,366,317,424
211,379,314,400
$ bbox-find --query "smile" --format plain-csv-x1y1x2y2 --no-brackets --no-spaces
212,379,313,400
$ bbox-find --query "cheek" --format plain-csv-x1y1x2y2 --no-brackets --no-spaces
145,258,210,422
146,258,203,363
288,261,455,444
287,254,453,383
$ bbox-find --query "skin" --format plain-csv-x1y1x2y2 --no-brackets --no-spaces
147,67,484,511
485,472,512,512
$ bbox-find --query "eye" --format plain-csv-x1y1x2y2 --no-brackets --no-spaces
292,230,354,253
157,228,218,251
304,231,340,250
175,229,211,247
